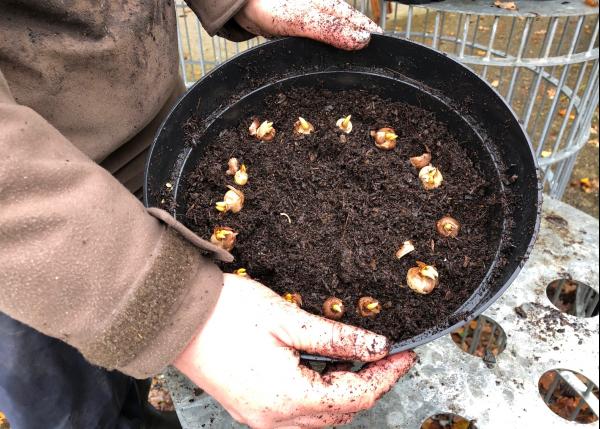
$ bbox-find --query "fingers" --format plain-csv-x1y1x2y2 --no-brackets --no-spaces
288,10,373,50
276,413,355,428
306,351,417,414
277,306,389,362
318,0,383,34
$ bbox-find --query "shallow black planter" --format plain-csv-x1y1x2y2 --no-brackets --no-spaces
144,35,541,356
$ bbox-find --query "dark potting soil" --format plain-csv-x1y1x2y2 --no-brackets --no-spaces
182,87,506,342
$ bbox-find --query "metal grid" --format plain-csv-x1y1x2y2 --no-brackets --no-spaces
541,368,600,423
174,0,599,198
548,278,600,318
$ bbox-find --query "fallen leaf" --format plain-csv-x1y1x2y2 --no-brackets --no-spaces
547,88,556,99
588,138,599,147
491,79,500,87
558,108,576,120
539,371,557,392
571,177,599,193
581,177,599,193
541,150,552,158
494,0,518,10
584,0,598,6
453,421,471,429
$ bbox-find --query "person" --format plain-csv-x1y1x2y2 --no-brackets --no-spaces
0,1,417,428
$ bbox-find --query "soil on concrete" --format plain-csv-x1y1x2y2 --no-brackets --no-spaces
182,87,507,342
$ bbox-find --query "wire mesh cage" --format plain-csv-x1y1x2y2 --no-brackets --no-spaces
175,0,599,199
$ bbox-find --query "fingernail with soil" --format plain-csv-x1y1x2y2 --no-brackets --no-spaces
359,333,389,357
372,24,384,34
355,30,371,44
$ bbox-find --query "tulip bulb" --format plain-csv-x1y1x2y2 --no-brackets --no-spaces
233,268,248,277
249,118,276,141
336,115,353,134
234,164,248,186
371,127,398,150
210,226,238,251
283,293,303,307
323,297,345,320
395,240,415,260
248,118,260,136
406,261,439,294
294,117,315,135
357,297,381,317
410,153,432,169
256,121,276,141
436,216,461,238
226,158,240,176
418,165,444,190
215,186,245,213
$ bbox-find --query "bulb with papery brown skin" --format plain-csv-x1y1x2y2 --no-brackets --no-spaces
395,240,415,260
436,216,461,238
226,158,240,176
234,164,248,186
294,117,315,135
215,186,245,213
418,165,444,190
210,226,238,251
233,268,248,277
371,127,398,150
323,297,345,320
406,261,439,294
255,121,276,141
357,297,381,317
410,153,432,169
336,115,353,134
283,293,303,307
248,118,260,137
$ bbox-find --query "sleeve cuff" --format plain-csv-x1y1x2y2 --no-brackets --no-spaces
85,227,225,379
185,0,254,41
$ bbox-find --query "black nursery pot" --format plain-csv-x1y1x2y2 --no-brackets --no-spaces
144,35,541,356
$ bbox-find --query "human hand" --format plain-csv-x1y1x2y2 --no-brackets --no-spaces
234,0,383,50
174,273,416,428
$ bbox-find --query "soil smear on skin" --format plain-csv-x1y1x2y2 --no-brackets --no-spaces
182,87,508,342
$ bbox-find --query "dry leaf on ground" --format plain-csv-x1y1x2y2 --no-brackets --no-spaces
541,150,553,158
571,177,599,193
494,0,518,10
584,0,599,7
558,108,576,120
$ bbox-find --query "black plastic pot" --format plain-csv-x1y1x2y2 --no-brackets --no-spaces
144,35,541,356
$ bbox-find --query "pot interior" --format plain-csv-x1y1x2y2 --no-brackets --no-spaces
174,71,507,353
145,36,540,355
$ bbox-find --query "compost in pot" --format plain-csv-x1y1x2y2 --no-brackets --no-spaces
182,86,509,342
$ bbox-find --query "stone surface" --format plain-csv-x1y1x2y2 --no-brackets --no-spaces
165,196,599,428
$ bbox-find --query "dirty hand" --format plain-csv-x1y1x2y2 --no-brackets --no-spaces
174,274,416,429
234,0,383,50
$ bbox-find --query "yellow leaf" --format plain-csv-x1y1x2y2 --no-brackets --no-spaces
491,79,500,88
541,150,552,158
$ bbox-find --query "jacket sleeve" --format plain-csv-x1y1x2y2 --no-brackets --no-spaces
185,0,254,42
0,69,231,379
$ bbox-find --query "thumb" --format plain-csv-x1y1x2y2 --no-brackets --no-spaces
275,304,390,362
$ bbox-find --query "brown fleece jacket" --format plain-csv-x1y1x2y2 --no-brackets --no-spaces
0,0,250,378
